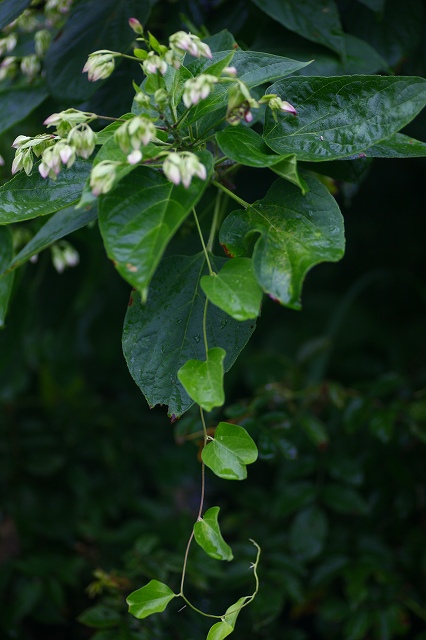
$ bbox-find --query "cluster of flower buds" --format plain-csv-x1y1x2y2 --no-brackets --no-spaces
34,29,52,57
90,160,121,196
182,74,218,108
142,51,167,76
0,34,17,56
20,54,40,80
169,32,212,60
162,152,207,188
114,116,157,164
44,108,95,137
51,240,79,273
0,56,17,81
12,134,56,175
83,50,117,82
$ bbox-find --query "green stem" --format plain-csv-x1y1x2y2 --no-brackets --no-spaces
119,53,144,62
193,208,214,276
207,190,223,252
202,297,209,359
212,180,250,210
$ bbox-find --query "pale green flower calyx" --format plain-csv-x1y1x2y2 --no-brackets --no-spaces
163,152,207,189
182,74,218,108
83,50,116,82
90,160,122,196
169,31,212,60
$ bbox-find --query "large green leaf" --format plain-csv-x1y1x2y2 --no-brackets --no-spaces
186,50,312,128
207,597,250,640
0,160,92,224
98,151,213,300
0,227,14,328
8,205,97,272
44,0,151,102
0,0,31,30
0,83,48,135
122,253,256,418
215,126,308,192
201,257,262,321
127,580,176,619
193,506,233,561
202,422,258,480
177,347,226,412
364,133,426,157
219,175,345,309
263,76,426,161
251,0,345,57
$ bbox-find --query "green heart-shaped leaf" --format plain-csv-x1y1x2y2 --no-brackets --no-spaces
201,258,262,321
127,580,176,619
194,506,233,561
202,423,258,480
178,347,225,412
207,596,250,640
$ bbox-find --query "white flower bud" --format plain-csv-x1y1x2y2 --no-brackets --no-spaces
35,29,52,56
182,74,218,108
142,52,167,76
83,51,116,82
67,124,96,159
21,55,41,80
163,152,207,189
90,160,121,196
169,32,212,59
128,18,143,35
114,116,156,154
51,241,80,273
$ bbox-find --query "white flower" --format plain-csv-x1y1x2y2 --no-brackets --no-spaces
67,124,96,159
83,51,116,82
114,116,156,155
142,52,167,76
182,74,218,108
163,152,207,189
51,241,80,273
127,149,142,164
169,32,212,59
90,160,121,196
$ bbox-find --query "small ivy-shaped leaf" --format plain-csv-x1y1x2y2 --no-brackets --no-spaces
202,423,258,480
207,596,250,640
194,506,233,561
177,347,226,411
201,258,262,321
127,580,176,619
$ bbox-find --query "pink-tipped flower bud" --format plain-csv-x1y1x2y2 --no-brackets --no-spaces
128,18,143,35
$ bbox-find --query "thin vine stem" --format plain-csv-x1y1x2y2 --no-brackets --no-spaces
192,208,214,276
207,190,223,252
212,181,250,209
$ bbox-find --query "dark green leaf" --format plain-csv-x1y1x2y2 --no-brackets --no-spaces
220,175,345,309
344,610,373,640
122,253,256,417
0,227,14,328
357,0,386,11
77,605,121,629
263,76,426,161
207,597,250,640
98,151,213,300
365,133,426,157
193,506,233,561
127,580,176,619
322,484,369,515
289,506,328,561
270,156,308,194
202,422,258,480
0,84,48,135
0,0,32,30
216,125,284,167
8,205,97,272
204,30,237,53
178,347,226,412
44,0,151,102
251,0,345,57
0,160,91,224
201,257,262,321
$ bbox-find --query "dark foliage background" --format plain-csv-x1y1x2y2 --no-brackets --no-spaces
0,1,425,639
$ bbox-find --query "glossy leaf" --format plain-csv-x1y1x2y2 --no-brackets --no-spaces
289,506,328,560
251,0,345,57
193,506,233,561
0,0,31,30
0,227,14,328
270,156,309,194
220,175,345,309
8,205,97,272
122,253,256,418
126,580,176,619
204,30,237,52
98,151,213,300
202,422,258,480
263,75,426,161
201,258,262,321
0,84,48,134
0,160,91,224
45,0,151,102
364,133,426,158
207,596,250,640
177,347,226,412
